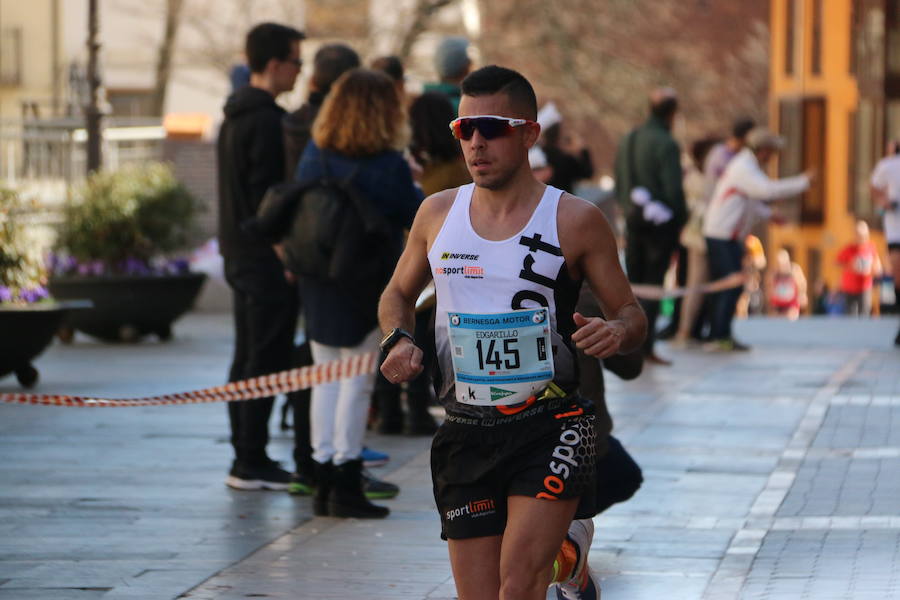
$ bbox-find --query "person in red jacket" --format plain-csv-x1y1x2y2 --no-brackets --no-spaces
837,220,883,316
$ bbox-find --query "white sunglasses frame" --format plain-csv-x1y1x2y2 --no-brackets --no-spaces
448,115,531,138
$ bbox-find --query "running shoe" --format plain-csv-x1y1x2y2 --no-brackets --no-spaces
703,338,751,353
554,519,600,600
361,468,399,499
287,471,316,496
361,446,390,467
225,459,291,491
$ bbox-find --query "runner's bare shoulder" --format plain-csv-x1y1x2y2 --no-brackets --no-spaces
556,192,616,250
415,187,459,241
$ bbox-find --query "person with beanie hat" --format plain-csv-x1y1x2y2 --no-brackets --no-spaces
423,36,472,114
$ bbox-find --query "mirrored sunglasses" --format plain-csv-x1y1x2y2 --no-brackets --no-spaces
449,115,534,141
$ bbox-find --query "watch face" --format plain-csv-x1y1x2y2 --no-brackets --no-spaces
381,329,402,350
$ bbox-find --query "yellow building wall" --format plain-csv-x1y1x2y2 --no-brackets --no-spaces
768,0,886,299
0,0,62,119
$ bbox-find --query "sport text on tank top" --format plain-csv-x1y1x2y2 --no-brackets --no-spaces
427,183,582,422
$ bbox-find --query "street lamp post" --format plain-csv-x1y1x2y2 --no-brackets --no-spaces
85,0,102,174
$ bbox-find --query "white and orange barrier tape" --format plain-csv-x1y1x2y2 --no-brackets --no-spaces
1,351,379,408
630,272,747,301
2,275,748,407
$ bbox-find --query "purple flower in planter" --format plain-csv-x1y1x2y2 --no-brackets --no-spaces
62,256,77,275
0,286,12,303
20,285,49,303
89,260,105,276
46,252,60,272
77,261,92,276
121,257,151,275
167,258,189,275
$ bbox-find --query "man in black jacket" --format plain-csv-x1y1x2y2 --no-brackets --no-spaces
218,22,304,490
614,88,687,366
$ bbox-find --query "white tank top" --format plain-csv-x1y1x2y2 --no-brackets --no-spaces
427,183,581,420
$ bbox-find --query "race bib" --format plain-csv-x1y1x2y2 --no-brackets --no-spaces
447,308,554,406
853,255,873,275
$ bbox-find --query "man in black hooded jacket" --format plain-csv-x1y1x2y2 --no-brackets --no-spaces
217,22,304,490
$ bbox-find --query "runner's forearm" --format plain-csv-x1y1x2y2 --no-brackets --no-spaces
607,301,647,355
378,286,417,335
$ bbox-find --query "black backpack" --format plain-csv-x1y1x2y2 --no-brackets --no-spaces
245,154,400,294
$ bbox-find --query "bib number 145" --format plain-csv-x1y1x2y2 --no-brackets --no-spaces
476,338,520,370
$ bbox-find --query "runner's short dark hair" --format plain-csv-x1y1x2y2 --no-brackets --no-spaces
461,65,538,120
312,43,361,94
245,22,305,74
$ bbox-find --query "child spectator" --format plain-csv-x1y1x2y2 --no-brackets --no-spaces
767,249,807,320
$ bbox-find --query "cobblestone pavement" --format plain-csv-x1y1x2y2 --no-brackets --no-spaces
1,313,898,599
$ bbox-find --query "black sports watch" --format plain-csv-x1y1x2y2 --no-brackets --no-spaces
380,328,415,353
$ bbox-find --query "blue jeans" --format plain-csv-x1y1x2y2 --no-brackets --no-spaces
705,238,744,340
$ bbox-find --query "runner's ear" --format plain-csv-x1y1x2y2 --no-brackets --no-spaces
523,121,541,149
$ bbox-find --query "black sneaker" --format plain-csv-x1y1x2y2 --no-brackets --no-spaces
362,468,399,499
225,459,291,491
727,338,752,352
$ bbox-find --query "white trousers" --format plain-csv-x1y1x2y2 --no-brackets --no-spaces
309,328,380,466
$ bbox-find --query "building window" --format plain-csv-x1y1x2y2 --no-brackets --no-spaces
106,89,156,117
888,0,900,76
0,27,23,86
779,97,826,224
786,0,797,76
887,99,900,145
850,0,858,75
850,99,883,222
812,0,824,75
800,98,826,223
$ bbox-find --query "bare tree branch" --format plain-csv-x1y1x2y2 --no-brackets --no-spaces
397,0,456,60
151,0,185,116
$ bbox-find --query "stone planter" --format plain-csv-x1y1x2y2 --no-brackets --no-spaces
0,301,91,387
48,272,207,342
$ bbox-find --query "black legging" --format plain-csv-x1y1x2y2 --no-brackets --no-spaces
625,229,678,356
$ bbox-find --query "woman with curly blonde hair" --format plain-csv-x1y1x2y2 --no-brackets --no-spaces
293,68,423,519
312,68,410,157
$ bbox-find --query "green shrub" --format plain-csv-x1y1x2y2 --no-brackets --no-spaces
56,163,197,269
0,186,50,303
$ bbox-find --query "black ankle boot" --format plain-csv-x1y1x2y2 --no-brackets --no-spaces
329,459,389,519
312,461,332,516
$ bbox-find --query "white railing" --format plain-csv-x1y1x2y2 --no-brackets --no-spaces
0,117,165,192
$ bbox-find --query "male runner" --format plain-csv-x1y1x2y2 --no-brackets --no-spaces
379,66,646,600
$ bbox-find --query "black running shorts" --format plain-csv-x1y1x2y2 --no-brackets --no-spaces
431,396,597,540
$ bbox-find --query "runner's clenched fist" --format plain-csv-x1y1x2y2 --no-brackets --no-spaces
380,338,424,383
571,312,626,359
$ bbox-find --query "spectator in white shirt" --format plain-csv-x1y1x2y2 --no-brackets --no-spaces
702,127,814,351
870,139,900,346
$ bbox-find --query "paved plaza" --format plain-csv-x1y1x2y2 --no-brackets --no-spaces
1,312,898,599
